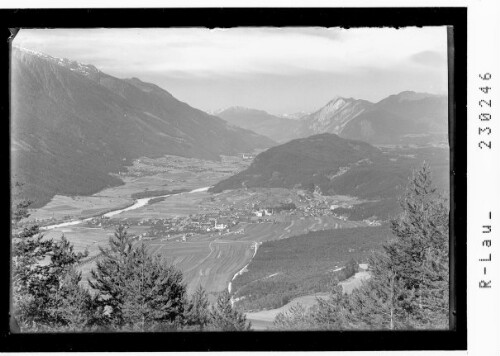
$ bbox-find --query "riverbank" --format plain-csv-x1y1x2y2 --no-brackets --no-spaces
41,186,211,231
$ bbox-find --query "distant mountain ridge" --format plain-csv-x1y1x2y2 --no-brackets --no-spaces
11,47,274,207
217,106,300,143
296,97,373,137
279,111,310,120
218,91,448,146
296,91,448,144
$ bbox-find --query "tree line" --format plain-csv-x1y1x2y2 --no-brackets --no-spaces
274,163,450,330
11,191,250,332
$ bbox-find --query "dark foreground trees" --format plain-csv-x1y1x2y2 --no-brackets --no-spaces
89,226,188,331
275,163,449,330
209,290,250,331
12,195,91,331
11,197,250,332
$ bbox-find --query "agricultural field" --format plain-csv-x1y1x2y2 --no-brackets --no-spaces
139,222,290,296
29,195,133,222
138,216,371,299
140,236,254,298
28,154,251,225
117,190,211,219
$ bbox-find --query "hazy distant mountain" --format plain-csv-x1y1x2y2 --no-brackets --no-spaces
295,92,448,144
210,133,449,219
296,97,373,137
279,111,310,120
11,48,274,206
341,91,448,144
217,106,300,143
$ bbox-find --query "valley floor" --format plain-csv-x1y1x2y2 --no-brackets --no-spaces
27,154,378,307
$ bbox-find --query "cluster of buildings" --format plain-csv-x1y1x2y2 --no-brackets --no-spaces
77,188,381,244
252,208,273,217
142,213,244,239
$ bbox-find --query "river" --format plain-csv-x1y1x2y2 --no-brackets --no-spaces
41,186,211,231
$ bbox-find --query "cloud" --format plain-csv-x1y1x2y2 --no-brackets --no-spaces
410,50,446,67
15,27,447,76
13,27,448,113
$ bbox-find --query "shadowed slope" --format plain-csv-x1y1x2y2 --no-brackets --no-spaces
11,48,274,206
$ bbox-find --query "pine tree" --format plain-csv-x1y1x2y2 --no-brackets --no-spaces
88,225,135,328
311,284,349,329
12,189,89,331
184,285,211,330
41,236,90,330
274,282,347,330
88,225,188,331
120,245,187,331
386,162,449,328
46,268,94,331
345,163,449,329
274,303,313,330
341,252,410,329
209,290,250,331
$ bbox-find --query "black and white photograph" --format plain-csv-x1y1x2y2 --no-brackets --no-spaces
10,25,452,334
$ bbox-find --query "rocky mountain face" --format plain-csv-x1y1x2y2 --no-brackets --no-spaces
216,106,300,143
11,48,274,206
296,97,373,137
341,91,448,144
295,92,448,145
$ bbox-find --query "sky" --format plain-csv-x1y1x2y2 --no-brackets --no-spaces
14,27,448,115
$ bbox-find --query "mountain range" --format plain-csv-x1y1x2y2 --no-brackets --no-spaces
11,48,274,206
278,111,309,120
11,47,448,209
296,92,448,144
216,91,448,146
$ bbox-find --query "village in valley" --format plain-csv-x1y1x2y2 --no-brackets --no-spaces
81,183,382,243
30,151,383,300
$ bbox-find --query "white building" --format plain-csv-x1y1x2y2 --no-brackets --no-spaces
214,221,227,230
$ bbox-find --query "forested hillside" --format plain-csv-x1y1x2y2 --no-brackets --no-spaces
232,226,392,311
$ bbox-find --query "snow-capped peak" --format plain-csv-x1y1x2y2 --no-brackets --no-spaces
15,46,101,79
